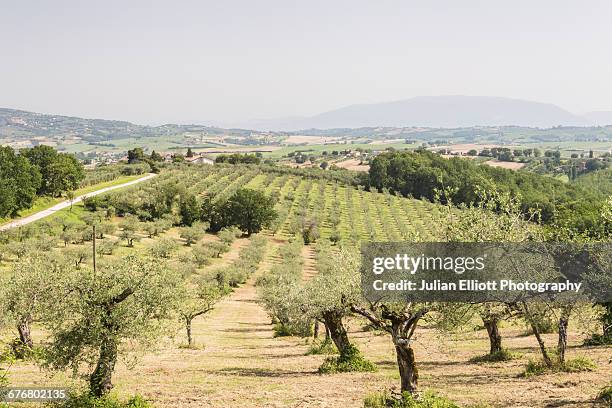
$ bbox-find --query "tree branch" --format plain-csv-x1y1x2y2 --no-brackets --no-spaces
351,304,391,333
110,288,134,305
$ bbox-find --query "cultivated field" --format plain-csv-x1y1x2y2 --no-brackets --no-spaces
334,158,370,172
282,135,342,145
1,164,610,408
484,160,527,170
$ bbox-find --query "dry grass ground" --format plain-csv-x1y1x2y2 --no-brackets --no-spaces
334,159,370,172
484,160,527,170
118,275,610,408
4,238,610,408
10,277,609,407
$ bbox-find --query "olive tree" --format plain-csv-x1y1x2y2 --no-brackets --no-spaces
119,216,140,247
42,255,183,397
258,240,305,335
348,191,534,394
351,301,429,394
149,237,179,259
301,247,360,355
298,247,375,372
178,280,223,347
97,222,116,239
437,188,541,357
179,222,208,246
218,227,240,245
205,241,230,258
2,253,60,358
64,245,92,268
96,240,117,256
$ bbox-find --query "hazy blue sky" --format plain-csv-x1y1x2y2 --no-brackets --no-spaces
1,0,611,125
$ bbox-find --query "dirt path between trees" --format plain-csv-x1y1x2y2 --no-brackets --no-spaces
119,254,375,408
112,242,611,408
8,239,610,407
116,274,611,408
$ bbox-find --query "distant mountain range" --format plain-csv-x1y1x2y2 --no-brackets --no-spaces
2,97,612,140
234,96,607,131
0,108,257,143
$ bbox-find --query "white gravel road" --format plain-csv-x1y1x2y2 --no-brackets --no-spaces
0,173,156,231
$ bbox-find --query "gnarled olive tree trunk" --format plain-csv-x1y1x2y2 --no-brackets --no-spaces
17,316,34,349
394,340,418,394
90,288,134,397
482,317,502,355
13,315,34,359
321,310,350,355
90,336,118,397
557,306,572,364
352,304,429,395
186,317,194,347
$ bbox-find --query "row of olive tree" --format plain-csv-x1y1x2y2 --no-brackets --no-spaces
262,188,611,399
0,252,183,397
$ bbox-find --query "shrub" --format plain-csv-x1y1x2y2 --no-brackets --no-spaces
562,356,597,372
47,393,153,408
523,356,596,377
364,390,460,408
273,322,312,338
305,338,337,356
318,344,376,373
523,360,548,377
469,349,520,363
583,333,612,346
596,384,612,405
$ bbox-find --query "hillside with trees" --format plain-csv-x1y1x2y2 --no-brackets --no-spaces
0,161,609,407
0,146,85,218
366,150,609,236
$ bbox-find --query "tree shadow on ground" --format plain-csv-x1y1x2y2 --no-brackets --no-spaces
420,360,471,368
216,367,316,378
231,343,296,350
222,327,270,333
428,372,518,386
544,399,591,407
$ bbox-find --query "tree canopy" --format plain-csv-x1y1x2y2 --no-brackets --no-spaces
42,255,183,397
21,145,84,197
366,150,606,235
0,146,41,217
222,188,277,236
